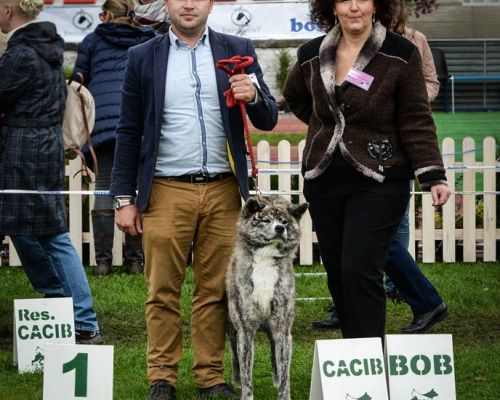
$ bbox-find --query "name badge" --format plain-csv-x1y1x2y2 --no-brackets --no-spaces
345,68,374,91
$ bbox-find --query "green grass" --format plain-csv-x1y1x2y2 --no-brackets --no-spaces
0,263,499,399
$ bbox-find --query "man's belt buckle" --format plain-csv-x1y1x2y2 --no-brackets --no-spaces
192,175,207,183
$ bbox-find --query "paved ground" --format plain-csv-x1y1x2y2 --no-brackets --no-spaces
249,112,307,134
249,112,305,161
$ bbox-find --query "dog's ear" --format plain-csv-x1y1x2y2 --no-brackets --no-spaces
288,202,309,221
242,196,266,218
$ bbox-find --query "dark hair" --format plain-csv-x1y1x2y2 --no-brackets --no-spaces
309,0,397,33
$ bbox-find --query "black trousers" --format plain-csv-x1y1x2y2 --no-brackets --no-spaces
304,169,410,338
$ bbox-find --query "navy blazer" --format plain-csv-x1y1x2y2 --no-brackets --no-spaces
110,28,278,212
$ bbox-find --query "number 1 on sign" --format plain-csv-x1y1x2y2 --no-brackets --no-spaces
62,352,88,397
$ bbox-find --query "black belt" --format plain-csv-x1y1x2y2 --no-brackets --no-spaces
166,173,232,184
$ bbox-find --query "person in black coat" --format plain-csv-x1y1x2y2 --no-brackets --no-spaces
0,0,101,344
73,0,155,276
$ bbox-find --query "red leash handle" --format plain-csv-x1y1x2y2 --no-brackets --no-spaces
216,56,258,178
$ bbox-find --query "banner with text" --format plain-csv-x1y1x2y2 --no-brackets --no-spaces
38,2,324,43
13,298,75,373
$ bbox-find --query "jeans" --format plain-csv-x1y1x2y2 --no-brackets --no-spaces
383,180,444,316
385,203,410,293
10,233,99,331
385,240,443,316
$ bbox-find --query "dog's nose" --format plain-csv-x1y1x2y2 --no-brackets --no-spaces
275,225,285,234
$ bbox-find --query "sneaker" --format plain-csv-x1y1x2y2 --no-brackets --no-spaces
75,330,103,344
147,381,176,400
196,383,238,399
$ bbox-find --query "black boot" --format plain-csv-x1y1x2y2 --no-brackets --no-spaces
312,304,341,330
124,233,144,274
91,209,115,276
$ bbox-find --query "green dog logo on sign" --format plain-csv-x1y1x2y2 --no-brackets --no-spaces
346,393,372,400
31,346,45,369
410,388,439,399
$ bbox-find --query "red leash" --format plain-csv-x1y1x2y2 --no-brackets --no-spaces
216,55,259,180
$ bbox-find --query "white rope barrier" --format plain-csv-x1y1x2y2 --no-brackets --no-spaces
296,297,331,302
0,164,497,196
1,189,499,196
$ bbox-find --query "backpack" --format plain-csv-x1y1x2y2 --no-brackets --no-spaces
62,72,99,180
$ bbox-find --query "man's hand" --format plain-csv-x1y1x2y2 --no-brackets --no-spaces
115,205,142,236
431,183,451,207
229,74,257,103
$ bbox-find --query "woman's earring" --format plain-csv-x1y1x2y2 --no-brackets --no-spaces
334,14,339,25
372,13,376,24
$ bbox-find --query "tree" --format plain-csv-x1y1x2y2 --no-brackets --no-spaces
406,0,439,17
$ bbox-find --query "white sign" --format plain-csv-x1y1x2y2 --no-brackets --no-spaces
39,2,324,43
39,5,100,43
385,334,456,400
13,298,75,373
310,338,389,400
43,344,114,400
208,2,323,40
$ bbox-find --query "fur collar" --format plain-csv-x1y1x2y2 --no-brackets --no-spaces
305,21,386,180
319,20,386,106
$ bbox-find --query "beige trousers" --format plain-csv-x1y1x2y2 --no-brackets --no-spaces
142,176,241,388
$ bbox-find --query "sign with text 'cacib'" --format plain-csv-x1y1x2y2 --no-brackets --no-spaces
309,338,389,400
385,334,456,400
43,344,114,400
13,298,75,373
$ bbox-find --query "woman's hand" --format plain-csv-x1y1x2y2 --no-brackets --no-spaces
431,184,451,207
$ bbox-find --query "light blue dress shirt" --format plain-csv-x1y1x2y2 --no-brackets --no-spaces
154,27,231,177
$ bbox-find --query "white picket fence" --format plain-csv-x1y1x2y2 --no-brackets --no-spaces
3,137,498,266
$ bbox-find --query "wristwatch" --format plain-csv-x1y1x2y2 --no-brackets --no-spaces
113,196,135,210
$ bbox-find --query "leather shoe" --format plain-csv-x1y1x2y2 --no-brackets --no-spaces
401,302,448,334
386,287,406,304
196,383,238,399
312,308,340,330
95,260,111,276
147,381,176,400
125,260,143,274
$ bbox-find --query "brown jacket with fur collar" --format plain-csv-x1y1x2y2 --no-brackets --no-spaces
283,22,446,189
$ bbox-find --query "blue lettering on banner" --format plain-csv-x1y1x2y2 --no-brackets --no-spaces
290,18,321,33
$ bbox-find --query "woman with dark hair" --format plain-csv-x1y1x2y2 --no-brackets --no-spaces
284,0,450,338
73,0,155,276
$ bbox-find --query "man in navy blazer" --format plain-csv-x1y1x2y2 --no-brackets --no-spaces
110,0,277,397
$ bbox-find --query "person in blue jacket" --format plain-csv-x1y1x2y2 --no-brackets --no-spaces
73,0,155,276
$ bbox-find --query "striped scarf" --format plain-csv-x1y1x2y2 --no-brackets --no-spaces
134,0,169,24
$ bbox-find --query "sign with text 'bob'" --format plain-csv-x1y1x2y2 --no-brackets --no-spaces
13,298,75,373
385,334,456,400
309,338,389,400
43,344,114,400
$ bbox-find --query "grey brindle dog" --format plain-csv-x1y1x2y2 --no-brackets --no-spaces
226,196,309,400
